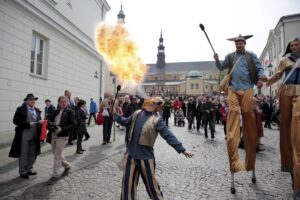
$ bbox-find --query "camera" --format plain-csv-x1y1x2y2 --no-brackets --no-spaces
49,125,58,132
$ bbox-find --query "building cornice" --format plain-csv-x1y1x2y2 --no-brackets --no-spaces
13,0,104,59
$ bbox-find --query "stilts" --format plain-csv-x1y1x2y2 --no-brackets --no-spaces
251,169,256,183
230,169,256,194
230,173,236,194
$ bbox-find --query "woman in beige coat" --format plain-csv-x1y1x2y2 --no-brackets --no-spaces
267,38,300,198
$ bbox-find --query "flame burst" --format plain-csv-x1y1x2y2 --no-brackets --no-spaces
95,23,148,88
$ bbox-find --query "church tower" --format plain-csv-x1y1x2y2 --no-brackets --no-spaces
156,30,166,68
117,3,125,23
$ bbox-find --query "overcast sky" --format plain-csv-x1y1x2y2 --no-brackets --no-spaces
105,0,300,64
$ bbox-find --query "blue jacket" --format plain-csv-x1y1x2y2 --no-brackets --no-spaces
89,100,98,113
216,51,265,90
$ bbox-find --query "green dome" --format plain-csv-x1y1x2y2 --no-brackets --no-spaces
187,70,201,77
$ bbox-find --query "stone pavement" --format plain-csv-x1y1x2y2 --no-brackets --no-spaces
0,122,127,199
0,117,295,200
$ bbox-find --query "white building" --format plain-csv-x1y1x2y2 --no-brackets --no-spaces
260,13,300,97
0,0,111,134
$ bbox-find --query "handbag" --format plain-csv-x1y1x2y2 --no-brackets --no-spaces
96,112,104,125
219,74,230,94
102,108,110,117
40,120,48,141
219,56,242,94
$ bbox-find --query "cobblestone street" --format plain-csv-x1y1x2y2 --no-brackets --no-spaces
0,117,294,200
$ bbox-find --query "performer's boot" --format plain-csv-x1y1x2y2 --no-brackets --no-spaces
230,173,236,194
251,169,256,183
295,189,300,200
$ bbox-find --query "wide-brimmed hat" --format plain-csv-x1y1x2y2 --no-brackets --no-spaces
227,34,253,43
24,93,38,101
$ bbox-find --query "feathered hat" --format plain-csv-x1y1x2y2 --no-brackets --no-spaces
227,34,253,43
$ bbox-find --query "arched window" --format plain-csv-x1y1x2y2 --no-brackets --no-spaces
196,83,199,89
191,83,194,89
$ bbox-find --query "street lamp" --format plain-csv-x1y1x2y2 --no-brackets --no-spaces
268,63,273,97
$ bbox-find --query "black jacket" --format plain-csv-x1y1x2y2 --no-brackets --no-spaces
9,104,42,158
45,104,56,120
201,101,213,120
262,102,273,118
75,107,87,127
48,108,75,137
162,101,172,118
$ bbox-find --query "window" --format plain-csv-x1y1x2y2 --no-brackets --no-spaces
66,0,72,8
196,83,199,89
278,36,282,53
47,0,57,6
30,33,47,77
210,85,213,91
191,83,194,89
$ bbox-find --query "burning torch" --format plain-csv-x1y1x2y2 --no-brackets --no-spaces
199,23,216,54
199,23,221,84
112,84,121,142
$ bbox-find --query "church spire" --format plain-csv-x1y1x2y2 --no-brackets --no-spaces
117,3,125,23
156,29,166,68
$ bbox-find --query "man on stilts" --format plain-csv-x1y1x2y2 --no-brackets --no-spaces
213,34,267,193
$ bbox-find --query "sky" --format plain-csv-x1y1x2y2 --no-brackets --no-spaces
105,0,300,64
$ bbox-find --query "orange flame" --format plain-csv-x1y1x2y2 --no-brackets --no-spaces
95,23,148,88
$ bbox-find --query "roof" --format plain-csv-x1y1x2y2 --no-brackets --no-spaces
187,70,201,77
146,61,217,75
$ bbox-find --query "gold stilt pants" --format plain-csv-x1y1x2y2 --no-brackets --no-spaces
279,92,293,172
227,88,257,173
291,96,300,192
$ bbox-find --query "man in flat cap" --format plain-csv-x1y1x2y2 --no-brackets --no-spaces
213,35,267,181
9,93,42,179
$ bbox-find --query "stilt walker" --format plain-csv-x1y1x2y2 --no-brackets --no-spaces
199,24,268,193
267,38,300,198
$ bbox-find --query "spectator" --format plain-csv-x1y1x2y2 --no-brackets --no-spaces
46,96,75,185
75,99,88,154
9,93,42,179
44,99,56,120
172,97,182,124
100,93,114,145
201,96,214,139
162,98,172,126
64,90,76,145
187,97,196,131
220,100,229,140
253,97,264,152
262,97,273,129
87,98,98,125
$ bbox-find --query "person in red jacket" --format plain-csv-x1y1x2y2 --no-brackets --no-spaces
220,100,229,140
172,97,182,125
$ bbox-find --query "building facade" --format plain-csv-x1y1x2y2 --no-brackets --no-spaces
260,13,300,97
0,0,110,133
143,32,220,98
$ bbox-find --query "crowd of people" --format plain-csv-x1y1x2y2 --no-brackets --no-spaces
7,37,300,198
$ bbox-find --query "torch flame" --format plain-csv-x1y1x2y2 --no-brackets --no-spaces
95,22,148,88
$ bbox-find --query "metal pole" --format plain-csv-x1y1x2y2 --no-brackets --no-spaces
113,77,116,142
199,24,216,54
